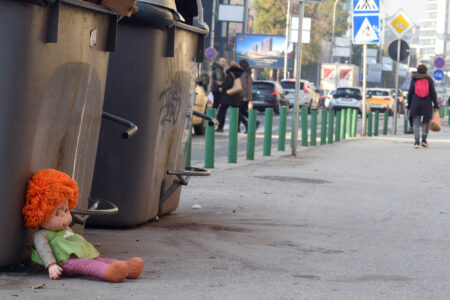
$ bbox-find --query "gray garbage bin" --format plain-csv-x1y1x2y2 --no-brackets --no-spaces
88,0,210,227
0,0,117,267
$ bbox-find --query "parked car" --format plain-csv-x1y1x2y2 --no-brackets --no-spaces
192,78,212,135
367,88,395,115
329,87,370,115
280,79,319,111
324,89,335,109
251,80,288,114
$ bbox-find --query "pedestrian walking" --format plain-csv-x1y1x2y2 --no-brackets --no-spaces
407,64,439,148
216,61,243,132
211,57,227,109
238,59,252,133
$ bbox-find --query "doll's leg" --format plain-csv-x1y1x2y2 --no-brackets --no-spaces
96,257,144,279
61,258,127,282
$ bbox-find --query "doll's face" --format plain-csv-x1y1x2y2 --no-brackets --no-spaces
41,201,72,231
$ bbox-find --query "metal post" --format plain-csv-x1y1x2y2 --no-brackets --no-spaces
361,44,368,136
330,0,340,62
368,112,373,137
328,109,334,144
340,109,346,139
351,109,357,137
246,109,257,160
320,110,327,145
186,130,192,168
209,0,217,49
278,106,287,151
291,3,304,156
301,107,308,146
310,109,317,146
283,0,291,79
228,107,238,163
205,108,216,168
264,108,273,156
346,108,351,138
393,40,401,134
243,0,249,33
335,110,341,142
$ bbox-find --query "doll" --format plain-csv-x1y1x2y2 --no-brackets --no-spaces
22,169,144,282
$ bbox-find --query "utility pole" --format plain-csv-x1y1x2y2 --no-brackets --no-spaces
243,0,249,33
283,0,292,79
292,3,304,156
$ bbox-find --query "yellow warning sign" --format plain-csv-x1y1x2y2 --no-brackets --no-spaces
391,15,410,35
388,9,414,38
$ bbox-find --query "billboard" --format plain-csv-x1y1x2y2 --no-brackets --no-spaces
235,34,294,69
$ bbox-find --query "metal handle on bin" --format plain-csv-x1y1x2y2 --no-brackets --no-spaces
160,167,211,206
102,111,138,139
193,110,218,127
71,198,118,225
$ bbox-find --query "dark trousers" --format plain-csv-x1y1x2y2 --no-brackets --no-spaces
217,104,248,131
212,91,222,109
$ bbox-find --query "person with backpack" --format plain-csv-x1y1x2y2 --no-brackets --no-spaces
407,64,439,148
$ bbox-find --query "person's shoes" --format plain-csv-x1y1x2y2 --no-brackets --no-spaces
421,140,428,148
216,128,223,133
414,143,420,149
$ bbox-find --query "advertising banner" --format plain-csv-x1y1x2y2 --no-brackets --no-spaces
235,34,294,69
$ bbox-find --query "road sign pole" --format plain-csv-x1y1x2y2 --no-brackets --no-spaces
361,44,367,136
393,40,400,134
291,2,304,156
283,0,291,79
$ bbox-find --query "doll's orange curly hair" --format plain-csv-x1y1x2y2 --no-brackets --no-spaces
23,169,79,229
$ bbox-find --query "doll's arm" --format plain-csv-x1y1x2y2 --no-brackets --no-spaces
33,230,62,279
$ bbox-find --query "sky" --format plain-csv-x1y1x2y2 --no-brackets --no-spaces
383,0,426,23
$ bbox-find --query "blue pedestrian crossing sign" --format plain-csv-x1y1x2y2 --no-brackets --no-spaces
353,0,380,14
352,14,380,44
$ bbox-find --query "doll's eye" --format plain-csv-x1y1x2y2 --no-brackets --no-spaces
65,209,68,213
55,212,59,217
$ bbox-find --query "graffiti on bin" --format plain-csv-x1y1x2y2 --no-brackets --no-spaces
159,72,185,126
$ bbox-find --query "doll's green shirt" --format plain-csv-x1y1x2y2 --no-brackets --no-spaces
31,228,99,266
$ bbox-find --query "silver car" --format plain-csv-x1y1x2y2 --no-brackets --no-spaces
329,87,371,115
280,79,319,111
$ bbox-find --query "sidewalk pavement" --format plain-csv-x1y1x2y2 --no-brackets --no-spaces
1,122,450,299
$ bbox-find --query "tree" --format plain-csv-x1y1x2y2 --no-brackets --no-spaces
252,0,349,66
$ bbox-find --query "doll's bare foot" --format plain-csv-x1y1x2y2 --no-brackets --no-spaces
104,261,128,282
126,257,144,279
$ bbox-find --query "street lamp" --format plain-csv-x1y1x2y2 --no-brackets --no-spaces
330,0,340,62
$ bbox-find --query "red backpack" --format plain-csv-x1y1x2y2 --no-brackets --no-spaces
414,78,429,98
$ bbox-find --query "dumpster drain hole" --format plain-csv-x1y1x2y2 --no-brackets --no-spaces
256,176,330,184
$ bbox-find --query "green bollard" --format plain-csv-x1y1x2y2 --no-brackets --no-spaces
246,109,257,160
340,109,346,140
335,110,341,142
186,129,192,168
301,107,308,146
383,110,388,135
320,110,327,145
264,108,273,156
310,110,317,146
328,109,334,144
278,106,287,151
228,107,238,163
439,107,444,118
205,108,216,168
403,116,408,134
374,111,379,136
368,112,373,137
346,108,351,138
351,109,357,137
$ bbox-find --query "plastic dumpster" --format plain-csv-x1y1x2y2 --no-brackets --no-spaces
88,0,210,227
0,0,118,267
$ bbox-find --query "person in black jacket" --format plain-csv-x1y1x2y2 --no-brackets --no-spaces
407,64,439,148
211,58,227,109
216,62,243,132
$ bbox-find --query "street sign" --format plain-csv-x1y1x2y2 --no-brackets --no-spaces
352,14,380,44
353,0,380,14
388,9,414,38
433,69,445,81
434,57,445,69
204,47,217,60
388,40,410,61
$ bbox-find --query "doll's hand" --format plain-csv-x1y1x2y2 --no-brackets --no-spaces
48,263,62,280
